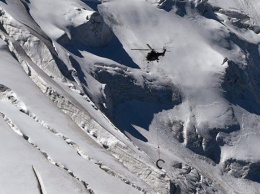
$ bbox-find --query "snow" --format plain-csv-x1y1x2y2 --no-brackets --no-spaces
0,39,147,194
1,0,260,193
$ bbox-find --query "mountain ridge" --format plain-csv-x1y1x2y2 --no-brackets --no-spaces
0,0,260,193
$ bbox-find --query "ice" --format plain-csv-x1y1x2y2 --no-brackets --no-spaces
0,0,260,193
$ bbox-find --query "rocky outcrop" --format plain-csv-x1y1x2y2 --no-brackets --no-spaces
93,64,181,117
223,159,260,183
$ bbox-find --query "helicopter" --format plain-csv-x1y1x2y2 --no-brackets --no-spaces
131,44,167,62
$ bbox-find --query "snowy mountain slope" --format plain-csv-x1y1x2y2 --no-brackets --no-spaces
0,0,260,193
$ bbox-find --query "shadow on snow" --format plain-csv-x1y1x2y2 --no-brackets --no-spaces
115,101,175,142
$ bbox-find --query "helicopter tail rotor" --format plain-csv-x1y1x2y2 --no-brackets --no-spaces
163,46,171,52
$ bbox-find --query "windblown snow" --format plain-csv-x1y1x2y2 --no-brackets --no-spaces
0,0,260,193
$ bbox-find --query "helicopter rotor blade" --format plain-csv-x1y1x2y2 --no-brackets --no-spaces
146,44,153,50
131,49,151,50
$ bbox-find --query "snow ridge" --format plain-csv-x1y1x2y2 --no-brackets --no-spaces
1,0,260,193
0,9,172,193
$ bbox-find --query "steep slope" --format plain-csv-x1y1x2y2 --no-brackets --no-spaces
0,0,260,193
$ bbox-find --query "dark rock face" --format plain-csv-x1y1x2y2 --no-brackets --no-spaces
165,120,184,143
93,67,181,115
92,66,182,141
224,159,260,183
222,59,260,115
165,113,240,164
157,0,211,17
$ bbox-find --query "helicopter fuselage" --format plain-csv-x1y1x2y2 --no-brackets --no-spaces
146,49,166,62
131,44,167,62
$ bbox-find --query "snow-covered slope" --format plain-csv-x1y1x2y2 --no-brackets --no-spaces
0,0,260,193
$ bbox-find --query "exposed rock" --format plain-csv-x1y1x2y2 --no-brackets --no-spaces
93,65,182,117
223,159,260,183
222,59,260,114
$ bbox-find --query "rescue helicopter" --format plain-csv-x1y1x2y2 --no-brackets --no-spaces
131,44,168,62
